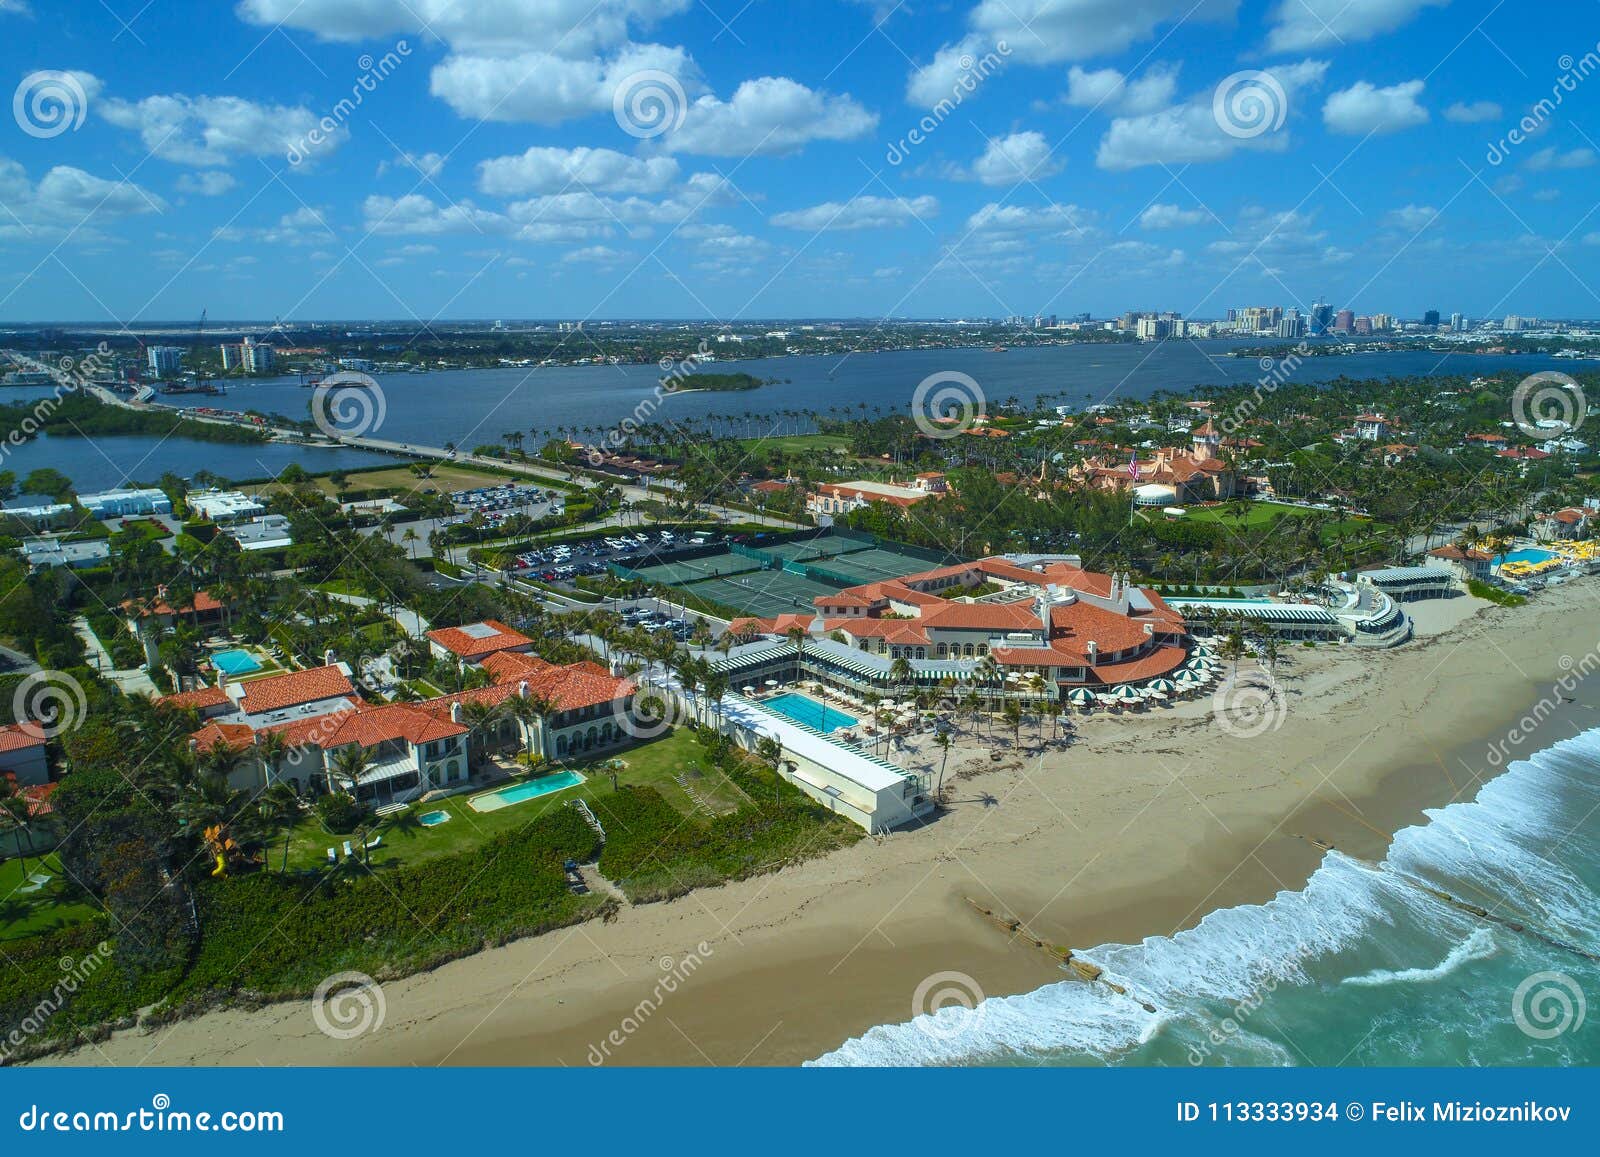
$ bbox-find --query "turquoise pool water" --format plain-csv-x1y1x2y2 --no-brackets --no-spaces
418,810,451,827
212,649,262,676
763,692,857,734
1495,548,1558,566
469,771,584,812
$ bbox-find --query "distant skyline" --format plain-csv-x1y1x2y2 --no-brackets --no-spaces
2,1,1597,323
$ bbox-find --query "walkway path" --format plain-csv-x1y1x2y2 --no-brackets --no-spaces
71,616,159,697
317,591,431,639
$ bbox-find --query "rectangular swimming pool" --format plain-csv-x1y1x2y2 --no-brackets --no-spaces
469,771,584,812
212,648,262,676
762,692,858,735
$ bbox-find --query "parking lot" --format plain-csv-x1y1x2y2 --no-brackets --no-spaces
512,527,716,585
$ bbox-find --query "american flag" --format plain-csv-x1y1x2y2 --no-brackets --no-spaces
1127,451,1141,482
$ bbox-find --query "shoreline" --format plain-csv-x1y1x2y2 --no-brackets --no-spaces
39,584,1600,1068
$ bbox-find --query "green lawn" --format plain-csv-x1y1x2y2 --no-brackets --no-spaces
1181,500,1380,539
0,852,101,942
277,728,743,874
737,433,854,455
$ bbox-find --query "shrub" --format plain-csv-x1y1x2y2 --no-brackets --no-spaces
315,793,367,834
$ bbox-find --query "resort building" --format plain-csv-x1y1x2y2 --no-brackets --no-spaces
162,650,635,805
1071,421,1238,504
186,489,267,523
426,619,536,666
1356,565,1456,602
806,473,947,518
1534,507,1592,542
78,487,172,518
1427,544,1494,584
726,554,1191,700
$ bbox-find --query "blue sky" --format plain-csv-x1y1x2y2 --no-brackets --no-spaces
1,0,1597,323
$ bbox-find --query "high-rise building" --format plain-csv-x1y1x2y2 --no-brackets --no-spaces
1422,309,1440,328
242,339,275,374
1333,309,1355,334
219,343,244,371
1310,299,1334,336
1450,312,1465,332
1353,317,1373,336
1277,311,1304,339
147,346,183,376
1503,314,1524,332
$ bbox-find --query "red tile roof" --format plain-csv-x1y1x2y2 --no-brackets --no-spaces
158,685,231,712
426,619,534,660
231,664,355,714
122,590,225,618
0,722,48,752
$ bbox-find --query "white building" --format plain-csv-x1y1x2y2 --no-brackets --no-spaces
242,338,275,374
3,503,74,529
147,346,183,375
224,514,293,551
186,489,266,522
79,487,172,518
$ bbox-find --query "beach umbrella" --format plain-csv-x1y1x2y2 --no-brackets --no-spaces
1111,684,1142,703
1066,687,1096,707
1148,678,1178,695
1174,669,1203,687
742,685,757,695
1192,645,1217,658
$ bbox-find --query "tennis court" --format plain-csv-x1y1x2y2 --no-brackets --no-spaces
758,538,845,563
623,552,763,584
802,546,937,583
688,571,843,618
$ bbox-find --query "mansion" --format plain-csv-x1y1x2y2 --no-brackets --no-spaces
1072,421,1239,505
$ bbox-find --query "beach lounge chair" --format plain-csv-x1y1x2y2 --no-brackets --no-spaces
327,848,337,864
365,835,382,850
342,841,353,858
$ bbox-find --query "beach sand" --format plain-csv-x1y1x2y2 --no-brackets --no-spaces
43,581,1600,1068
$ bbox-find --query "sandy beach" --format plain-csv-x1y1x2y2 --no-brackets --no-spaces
43,580,1600,1068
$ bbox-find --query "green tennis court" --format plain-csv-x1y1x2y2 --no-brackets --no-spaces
758,538,848,562
624,553,763,584
688,571,844,618
801,546,935,582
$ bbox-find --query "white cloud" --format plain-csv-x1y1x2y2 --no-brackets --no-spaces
562,245,629,264
7,162,166,223
1064,65,1178,115
99,92,341,166
214,206,335,246
1444,100,1500,123
1524,146,1596,171
429,43,696,124
1139,203,1209,229
666,77,876,156
1382,204,1439,231
971,131,1064,186
770,195,937,232
1097,60,1328,169
964,201,1093,236
1322,79,1428,135
908,0,1234,108
478,147,679,196
361,193,512,237
378,151,446,180
176,171,237,196
1266,0,1446,53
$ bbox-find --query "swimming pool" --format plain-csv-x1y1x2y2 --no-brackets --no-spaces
468,771,584,812
418,809,451,827
1495,548,1558,567
762,692,858,735
213,648,262,676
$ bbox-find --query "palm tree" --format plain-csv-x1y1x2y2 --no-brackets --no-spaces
931,730,953,798
253,730,287,788
458,699,500,769
255,782,300,872
889,655,914,698
504,689,558,764
330,743,372,799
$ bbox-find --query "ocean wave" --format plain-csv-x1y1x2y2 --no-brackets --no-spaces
1342,926,1498,987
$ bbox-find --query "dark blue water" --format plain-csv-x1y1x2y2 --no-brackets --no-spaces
5,342,1592,489
811,726,1600,1067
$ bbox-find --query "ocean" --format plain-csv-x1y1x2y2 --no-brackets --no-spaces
811,725,1600,1067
